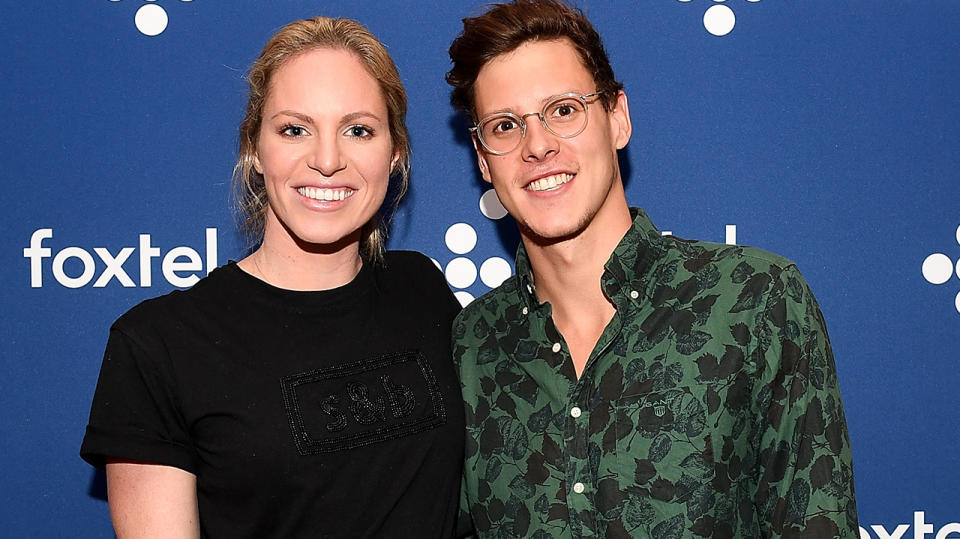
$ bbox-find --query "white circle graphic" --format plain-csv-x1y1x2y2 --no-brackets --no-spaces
445,257,478,289
479,189,509,220
136,4,168,36
955,224,960,246
454,291,475,307
430,258,441,271
704,5,735,36
445,223,477,255
480,257,513,288
922,253,954,285
955,290,960,315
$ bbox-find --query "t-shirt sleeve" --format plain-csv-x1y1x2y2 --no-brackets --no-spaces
80,323,197,474
752,265,858,537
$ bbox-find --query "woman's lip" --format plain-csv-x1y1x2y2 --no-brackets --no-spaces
296,186,356,202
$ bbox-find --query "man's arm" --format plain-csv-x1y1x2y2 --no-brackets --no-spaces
753,265,858,538
106,459,200,539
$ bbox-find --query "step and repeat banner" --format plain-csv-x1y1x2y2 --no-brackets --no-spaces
1,1,957,536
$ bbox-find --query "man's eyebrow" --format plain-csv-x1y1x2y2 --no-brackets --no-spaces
479,91,583,117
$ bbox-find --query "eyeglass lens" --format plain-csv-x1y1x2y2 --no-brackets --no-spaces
478,95,589,154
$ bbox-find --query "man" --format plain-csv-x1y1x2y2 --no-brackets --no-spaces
446,1,858,537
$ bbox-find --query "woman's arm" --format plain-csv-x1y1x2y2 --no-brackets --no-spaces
106,459,200,539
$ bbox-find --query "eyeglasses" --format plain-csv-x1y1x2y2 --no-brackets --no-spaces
470,92,602,155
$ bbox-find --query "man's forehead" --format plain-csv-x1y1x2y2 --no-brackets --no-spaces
474,38,594,113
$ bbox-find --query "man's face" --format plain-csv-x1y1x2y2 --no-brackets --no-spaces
472,38,631,243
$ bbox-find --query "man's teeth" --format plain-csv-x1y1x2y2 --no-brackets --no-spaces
297,187,355,201
527,173,572,192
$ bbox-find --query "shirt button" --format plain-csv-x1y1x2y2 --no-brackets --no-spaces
522,307,529,315
570,407,582,418
552,342,561,353
630,290,639,299
573,482,585,494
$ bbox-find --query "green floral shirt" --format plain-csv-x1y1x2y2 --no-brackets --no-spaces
453,208,857,538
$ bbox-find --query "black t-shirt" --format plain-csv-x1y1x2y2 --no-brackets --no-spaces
81,251,465,538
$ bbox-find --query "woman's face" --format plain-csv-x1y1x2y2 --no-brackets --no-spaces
254,47,396,252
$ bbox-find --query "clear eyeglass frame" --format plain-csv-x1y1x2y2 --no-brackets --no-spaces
470,92,602,155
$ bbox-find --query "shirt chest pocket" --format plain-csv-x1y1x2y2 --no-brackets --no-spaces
612,389,716,503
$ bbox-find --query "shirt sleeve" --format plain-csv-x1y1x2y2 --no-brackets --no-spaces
79,323,198,474
752,265,858,538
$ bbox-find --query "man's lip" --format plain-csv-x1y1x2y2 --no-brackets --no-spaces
522,170,576,188
523,172,575,192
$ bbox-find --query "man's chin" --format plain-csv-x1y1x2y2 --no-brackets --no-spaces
517,218,588,247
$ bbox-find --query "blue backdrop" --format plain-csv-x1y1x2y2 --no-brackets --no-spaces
1,1,957,536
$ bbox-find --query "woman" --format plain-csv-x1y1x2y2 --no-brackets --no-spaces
81,17,464,538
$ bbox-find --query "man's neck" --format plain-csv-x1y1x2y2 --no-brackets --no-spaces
523,201,633,376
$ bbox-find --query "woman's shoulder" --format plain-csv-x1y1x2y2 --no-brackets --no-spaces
380,250,444,279
112,262,242,334
379,250,458,306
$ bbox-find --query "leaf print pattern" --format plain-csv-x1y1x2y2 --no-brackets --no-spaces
454,208,858,538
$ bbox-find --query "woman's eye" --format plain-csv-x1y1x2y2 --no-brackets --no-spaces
346,125,373,138
281,125,308,137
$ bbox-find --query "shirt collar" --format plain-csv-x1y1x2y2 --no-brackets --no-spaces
514,207,666,310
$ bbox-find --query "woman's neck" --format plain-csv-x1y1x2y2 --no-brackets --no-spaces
238,224,364,291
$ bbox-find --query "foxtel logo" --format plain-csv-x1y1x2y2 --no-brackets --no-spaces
23,228,218,289
860,511,960,539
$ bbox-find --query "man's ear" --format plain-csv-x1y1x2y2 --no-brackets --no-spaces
609,90,632,150
472,135,493,184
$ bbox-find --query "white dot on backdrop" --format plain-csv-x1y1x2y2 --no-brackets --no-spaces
135,4,168,36
747,0,761,2
955,224,960,245
922,253,954,285
454,291,475,307
703,5,735,36
445,257,477,289
430,258,441,271
445,223,477,255
955,291,960,315
479,189,508,220
480,257,513,288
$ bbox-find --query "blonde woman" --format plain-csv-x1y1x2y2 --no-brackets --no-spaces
82,17,463,538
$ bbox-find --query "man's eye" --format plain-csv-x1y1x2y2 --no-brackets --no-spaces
549,100,582,118
493,120,518,133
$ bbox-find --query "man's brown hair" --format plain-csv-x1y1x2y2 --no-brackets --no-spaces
446,0,623,121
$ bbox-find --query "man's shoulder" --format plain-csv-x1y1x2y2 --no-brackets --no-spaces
655,235,808,291
660,235,797,273
454,275,520,325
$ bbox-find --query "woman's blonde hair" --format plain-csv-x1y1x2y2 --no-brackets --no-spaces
233,17,410,263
